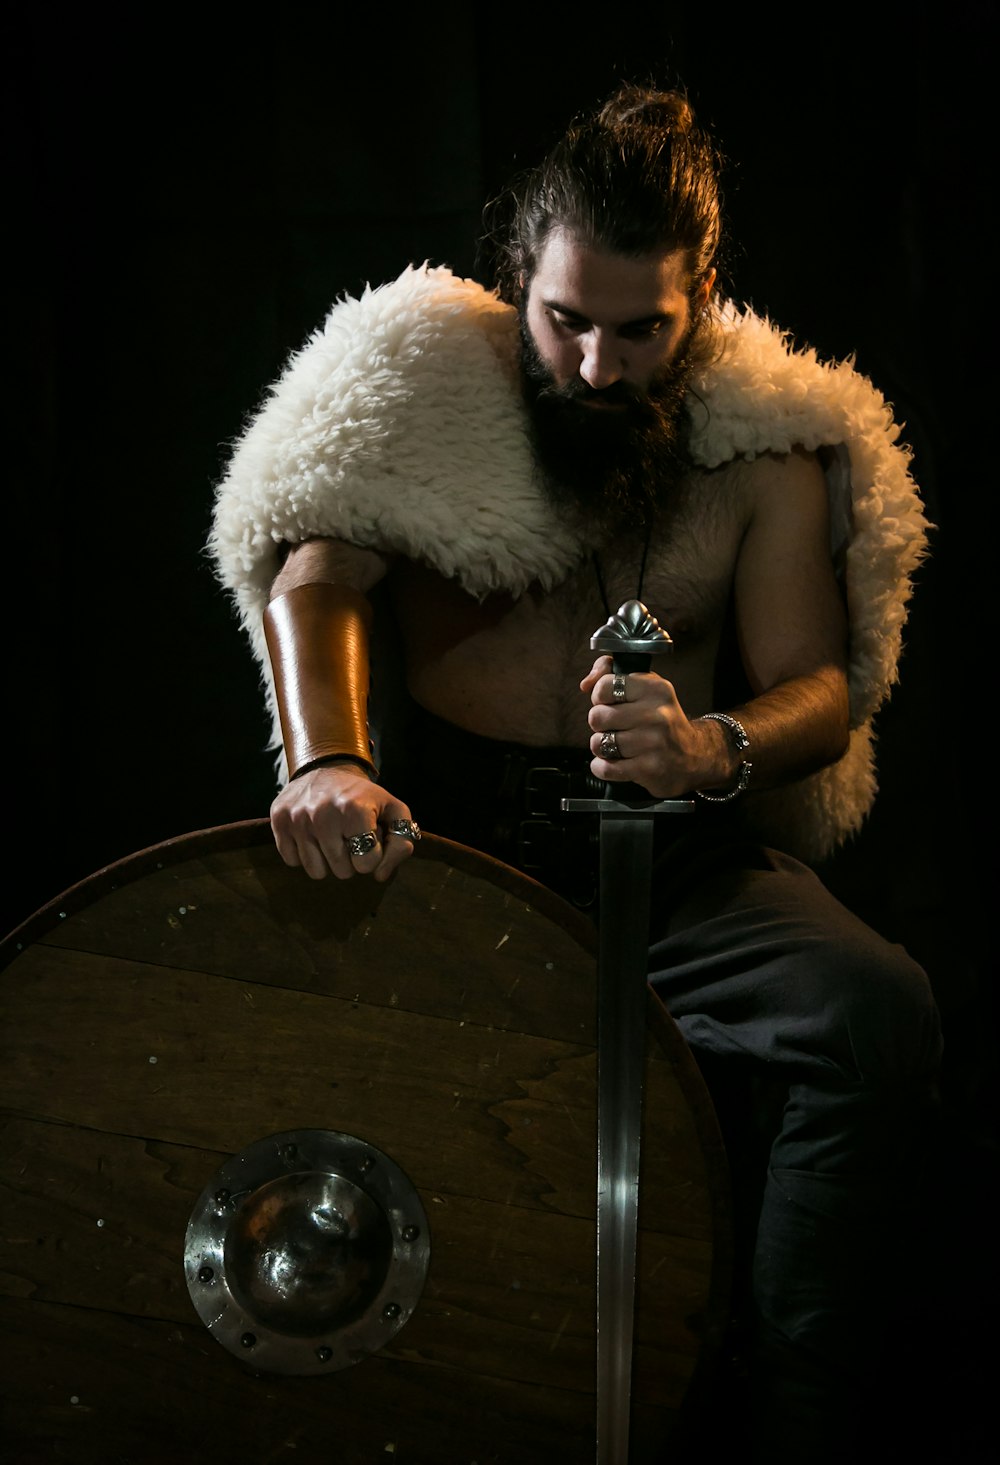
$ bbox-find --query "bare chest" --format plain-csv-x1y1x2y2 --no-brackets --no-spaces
389,468,748,745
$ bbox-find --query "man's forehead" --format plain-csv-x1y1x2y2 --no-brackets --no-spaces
529,229,691,319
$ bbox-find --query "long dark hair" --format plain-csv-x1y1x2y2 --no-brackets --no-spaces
486,84,726,305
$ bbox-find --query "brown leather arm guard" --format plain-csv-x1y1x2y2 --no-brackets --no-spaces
263,582,378,781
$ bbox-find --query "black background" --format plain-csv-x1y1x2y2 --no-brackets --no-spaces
10,8,993,1458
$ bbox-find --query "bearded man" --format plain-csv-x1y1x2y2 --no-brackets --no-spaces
209,86,941,1463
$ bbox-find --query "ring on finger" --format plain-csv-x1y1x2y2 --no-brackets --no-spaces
612,673,628,703
599,730,623,761
386,819,421,843
344,828,379,857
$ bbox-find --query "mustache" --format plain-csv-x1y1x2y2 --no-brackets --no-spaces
533,376,648,409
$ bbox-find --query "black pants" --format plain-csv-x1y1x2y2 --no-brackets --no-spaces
388,706,944,1462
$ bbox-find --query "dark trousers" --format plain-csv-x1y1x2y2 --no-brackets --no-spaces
389,706,944,1462
646,831,942,1460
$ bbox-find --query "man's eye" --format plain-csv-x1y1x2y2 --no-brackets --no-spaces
551,312,585,331
622,322,662,340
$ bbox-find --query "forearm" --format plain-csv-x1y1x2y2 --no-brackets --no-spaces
264,537,416,882
585,658,850,801
696,664,850,796
265,537,392,778
264,581,377,778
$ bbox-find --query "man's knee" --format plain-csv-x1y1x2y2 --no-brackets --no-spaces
821,932,942,1085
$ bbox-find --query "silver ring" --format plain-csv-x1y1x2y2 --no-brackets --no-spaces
344,829,379,857
612,673,628,703
386,819,421,843
599,731,622,761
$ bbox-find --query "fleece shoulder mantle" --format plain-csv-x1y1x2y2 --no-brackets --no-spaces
209,265,929,863
209,264,582,622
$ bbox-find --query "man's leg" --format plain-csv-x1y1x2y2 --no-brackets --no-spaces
647,828,942,1463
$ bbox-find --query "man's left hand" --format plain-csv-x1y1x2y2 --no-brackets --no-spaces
581,656,726,797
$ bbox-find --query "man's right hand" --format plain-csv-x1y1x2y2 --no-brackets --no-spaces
269,765,418,883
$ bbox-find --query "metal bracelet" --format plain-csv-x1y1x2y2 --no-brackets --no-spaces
694,713,752,803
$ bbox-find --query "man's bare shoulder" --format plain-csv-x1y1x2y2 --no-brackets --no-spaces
735,445,828,503
637,448,823,649
672,449,827,561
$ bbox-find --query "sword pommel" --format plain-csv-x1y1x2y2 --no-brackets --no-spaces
591,600,672,674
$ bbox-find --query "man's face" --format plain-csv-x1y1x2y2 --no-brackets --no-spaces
524,229,702,394
520,229,714,526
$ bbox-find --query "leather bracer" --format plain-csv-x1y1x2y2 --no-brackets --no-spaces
263,582,377,780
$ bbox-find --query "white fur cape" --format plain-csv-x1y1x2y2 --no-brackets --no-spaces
208,264,929,863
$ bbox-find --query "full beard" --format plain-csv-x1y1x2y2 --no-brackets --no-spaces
520,314,700,533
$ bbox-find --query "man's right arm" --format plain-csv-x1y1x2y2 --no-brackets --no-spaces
266,538,417,883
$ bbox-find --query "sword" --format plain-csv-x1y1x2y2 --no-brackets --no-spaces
563,600,696,1465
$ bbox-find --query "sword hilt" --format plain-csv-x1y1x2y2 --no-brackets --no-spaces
591,601,673,803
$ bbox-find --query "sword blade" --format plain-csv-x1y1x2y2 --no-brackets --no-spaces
595,806,654,1465
573,602,689,1463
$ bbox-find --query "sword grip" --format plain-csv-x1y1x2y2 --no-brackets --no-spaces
612,651,652,677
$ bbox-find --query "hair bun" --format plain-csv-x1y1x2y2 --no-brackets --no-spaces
484,78,723,305
598,86,694,136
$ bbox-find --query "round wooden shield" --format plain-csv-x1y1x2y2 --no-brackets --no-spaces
0,821,731,1464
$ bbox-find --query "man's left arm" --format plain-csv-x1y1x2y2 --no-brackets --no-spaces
585,447,850,798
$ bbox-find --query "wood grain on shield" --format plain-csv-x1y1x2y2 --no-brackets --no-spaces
0,822,730,1464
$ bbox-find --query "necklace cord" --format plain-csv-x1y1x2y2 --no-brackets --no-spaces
592,517,655,618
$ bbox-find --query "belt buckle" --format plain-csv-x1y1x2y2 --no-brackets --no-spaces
523,765,571,818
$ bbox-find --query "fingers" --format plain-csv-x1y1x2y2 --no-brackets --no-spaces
286,799,365,881
588,667,678,720
584,660,643,709
342,824,385,879
579,655,612,694
270,766,418,883
588,727,665,788
584,671,682,791
590,727,626,761
337,804,420,882
583,664,638,779
372,799,420,883
587,674,642,735
589,726,638,780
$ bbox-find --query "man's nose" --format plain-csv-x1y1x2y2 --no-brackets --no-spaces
579,331,625,390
